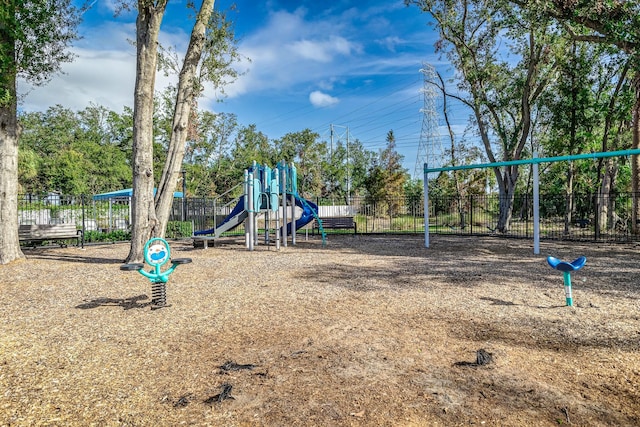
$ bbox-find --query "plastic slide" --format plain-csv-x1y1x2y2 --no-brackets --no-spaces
194,196,248,236
194,193,317,238
284,195,318,235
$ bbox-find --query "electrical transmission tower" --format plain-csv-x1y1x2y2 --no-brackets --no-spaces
414,62,443,179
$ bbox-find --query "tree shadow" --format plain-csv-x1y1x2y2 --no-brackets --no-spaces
27,251,124,264
478,297,518,306
75,294,151,310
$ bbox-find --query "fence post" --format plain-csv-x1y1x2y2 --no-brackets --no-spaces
469,195,473,235
526,194,529,239
81,194,85,248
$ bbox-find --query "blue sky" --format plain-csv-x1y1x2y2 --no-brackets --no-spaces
20,0,470,176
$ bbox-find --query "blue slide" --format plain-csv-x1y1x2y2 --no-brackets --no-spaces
194,196,247,236
284,195,318,235
194,194,318,237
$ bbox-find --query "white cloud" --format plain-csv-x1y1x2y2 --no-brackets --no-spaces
289,36,360,63
20,47,136,112
316,76,346,92
309,90,339,107
377,36,403,52
216,8,366,101
18,1,442,124
20,20,184,113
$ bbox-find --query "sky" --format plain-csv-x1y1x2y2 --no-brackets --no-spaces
20,0,471,177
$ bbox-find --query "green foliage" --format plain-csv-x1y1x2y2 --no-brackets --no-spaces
364,131,408,215
404,179,423,214
364,165,387,207
274,129,325,197
166,221,193,238
406,0,640,232
157,6,246,98
2,0,81,86
0,88,11,106
18,147,40,193
83,230,131,243
18,105,133,194
179,110,244,196
321,138,375,201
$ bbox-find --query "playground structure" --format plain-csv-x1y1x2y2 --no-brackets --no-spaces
120,237,192,310
193,161,324,250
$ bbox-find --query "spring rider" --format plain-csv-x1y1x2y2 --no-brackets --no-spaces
546,255,586,307
120,237,192,310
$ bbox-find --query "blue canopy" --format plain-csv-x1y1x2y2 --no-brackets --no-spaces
93,188,184,201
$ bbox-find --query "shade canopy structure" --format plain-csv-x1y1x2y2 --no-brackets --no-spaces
93,188,184,201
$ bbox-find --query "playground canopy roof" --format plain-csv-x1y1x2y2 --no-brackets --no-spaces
93,188,183,201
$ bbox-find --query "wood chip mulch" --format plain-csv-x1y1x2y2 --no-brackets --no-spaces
1,234,639,426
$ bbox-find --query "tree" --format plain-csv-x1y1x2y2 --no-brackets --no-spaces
534,40,634,234
407,0,559,232
320,136,375,202
105,106,135,160
154,3,241,238
323,140,348,200
345,139,376,197
18,105,131,194
274,129,324,197
0,0,81,264
380,130,408,216
404,178,423,217
364,130,408,217
364,163,386,209
230,123,271,175
545,42,598,234
593,59,634,234
509,0,640,231
125,0,168,263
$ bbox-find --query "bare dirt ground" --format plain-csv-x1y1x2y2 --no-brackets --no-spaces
1,234,639,426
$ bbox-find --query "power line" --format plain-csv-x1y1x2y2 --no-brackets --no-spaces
311,73,421,134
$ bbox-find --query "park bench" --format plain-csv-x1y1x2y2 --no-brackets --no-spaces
19,224,83,248
314,217,357,235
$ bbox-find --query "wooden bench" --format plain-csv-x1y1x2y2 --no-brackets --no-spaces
314,217,357,235
19,224,83,247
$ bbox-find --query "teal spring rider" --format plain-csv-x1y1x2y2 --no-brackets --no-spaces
120,238,192,310
547,255,586,307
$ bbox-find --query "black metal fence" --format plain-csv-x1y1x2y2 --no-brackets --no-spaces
17,191,640,244
317,193,636,242
310,192,637,242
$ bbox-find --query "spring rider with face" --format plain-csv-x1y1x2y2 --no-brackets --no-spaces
120,238,192,310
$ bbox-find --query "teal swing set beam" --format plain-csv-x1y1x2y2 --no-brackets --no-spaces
423,148,640,174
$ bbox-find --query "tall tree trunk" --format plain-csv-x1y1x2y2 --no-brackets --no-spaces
155,0,215,236
495,165,518,233
598,159,613,231
126,0,167,263
0,2,25,265
564,163,574,236
605,161,618,231
0,103,22,265
436,71,466,225
595,64,628,238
